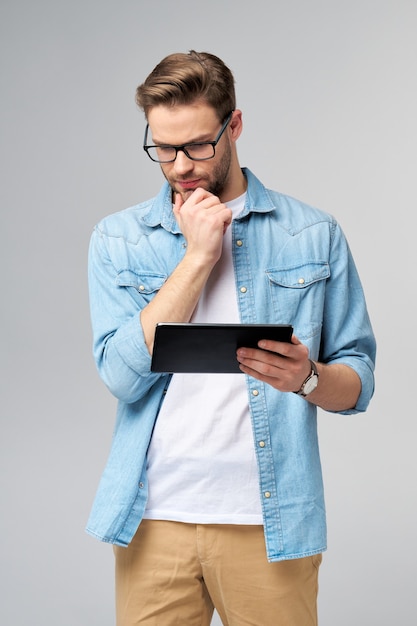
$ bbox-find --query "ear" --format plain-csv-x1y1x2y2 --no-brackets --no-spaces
229,109,243,141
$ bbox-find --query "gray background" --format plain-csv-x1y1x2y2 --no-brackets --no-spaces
1,1,415,624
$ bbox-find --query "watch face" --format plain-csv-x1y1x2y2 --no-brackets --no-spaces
303,375,318,395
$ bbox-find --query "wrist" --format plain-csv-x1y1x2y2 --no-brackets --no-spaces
293,360,319,397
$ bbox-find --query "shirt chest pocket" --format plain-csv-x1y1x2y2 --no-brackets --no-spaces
266,262,330,340
116,269,167,305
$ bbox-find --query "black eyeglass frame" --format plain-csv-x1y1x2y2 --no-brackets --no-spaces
143,111,234,163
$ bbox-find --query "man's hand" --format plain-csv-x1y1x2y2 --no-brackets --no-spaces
236,334,311,393
236,334,362,411
173,188,232,267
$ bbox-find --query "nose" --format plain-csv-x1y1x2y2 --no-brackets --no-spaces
172,149,194,176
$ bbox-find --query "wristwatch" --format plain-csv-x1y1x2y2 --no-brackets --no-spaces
294,360,319,397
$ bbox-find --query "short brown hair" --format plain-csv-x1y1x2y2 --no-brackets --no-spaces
135,50,236,122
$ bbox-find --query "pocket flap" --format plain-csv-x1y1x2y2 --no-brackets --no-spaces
115,269,167,294
267,262,330,288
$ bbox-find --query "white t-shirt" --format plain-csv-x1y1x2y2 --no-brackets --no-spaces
144,194,263,524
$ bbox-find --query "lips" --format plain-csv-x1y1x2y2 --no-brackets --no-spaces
177,179,200,190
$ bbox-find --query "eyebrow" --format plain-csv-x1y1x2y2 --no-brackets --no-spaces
150,131,214,146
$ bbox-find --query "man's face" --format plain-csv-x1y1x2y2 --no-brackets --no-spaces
147,103,233,202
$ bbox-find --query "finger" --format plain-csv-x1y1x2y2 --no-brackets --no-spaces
257,339,293,358
238,361,285,387
237,347,285,371
184,187,218,207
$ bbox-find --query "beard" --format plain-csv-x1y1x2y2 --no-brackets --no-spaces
205,141,232,197
162,139,233,201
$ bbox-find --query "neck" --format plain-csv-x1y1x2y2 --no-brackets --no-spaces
220,163,247,203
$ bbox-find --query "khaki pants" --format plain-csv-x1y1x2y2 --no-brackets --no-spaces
114,520,322,626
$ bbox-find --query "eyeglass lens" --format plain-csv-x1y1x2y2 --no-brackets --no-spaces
147,143,216,163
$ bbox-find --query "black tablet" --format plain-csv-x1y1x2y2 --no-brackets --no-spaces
151,323,293,373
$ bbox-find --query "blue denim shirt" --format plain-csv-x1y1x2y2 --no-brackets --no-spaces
86,168,376,561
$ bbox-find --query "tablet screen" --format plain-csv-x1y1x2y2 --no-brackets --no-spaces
151,323,293,373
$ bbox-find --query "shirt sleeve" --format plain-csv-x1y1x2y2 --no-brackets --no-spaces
320,221,376,414
87,224,166,404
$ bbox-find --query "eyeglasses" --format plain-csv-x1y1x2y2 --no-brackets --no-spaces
143,111,233,163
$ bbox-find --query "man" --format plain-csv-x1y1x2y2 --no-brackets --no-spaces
87,51,376,625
